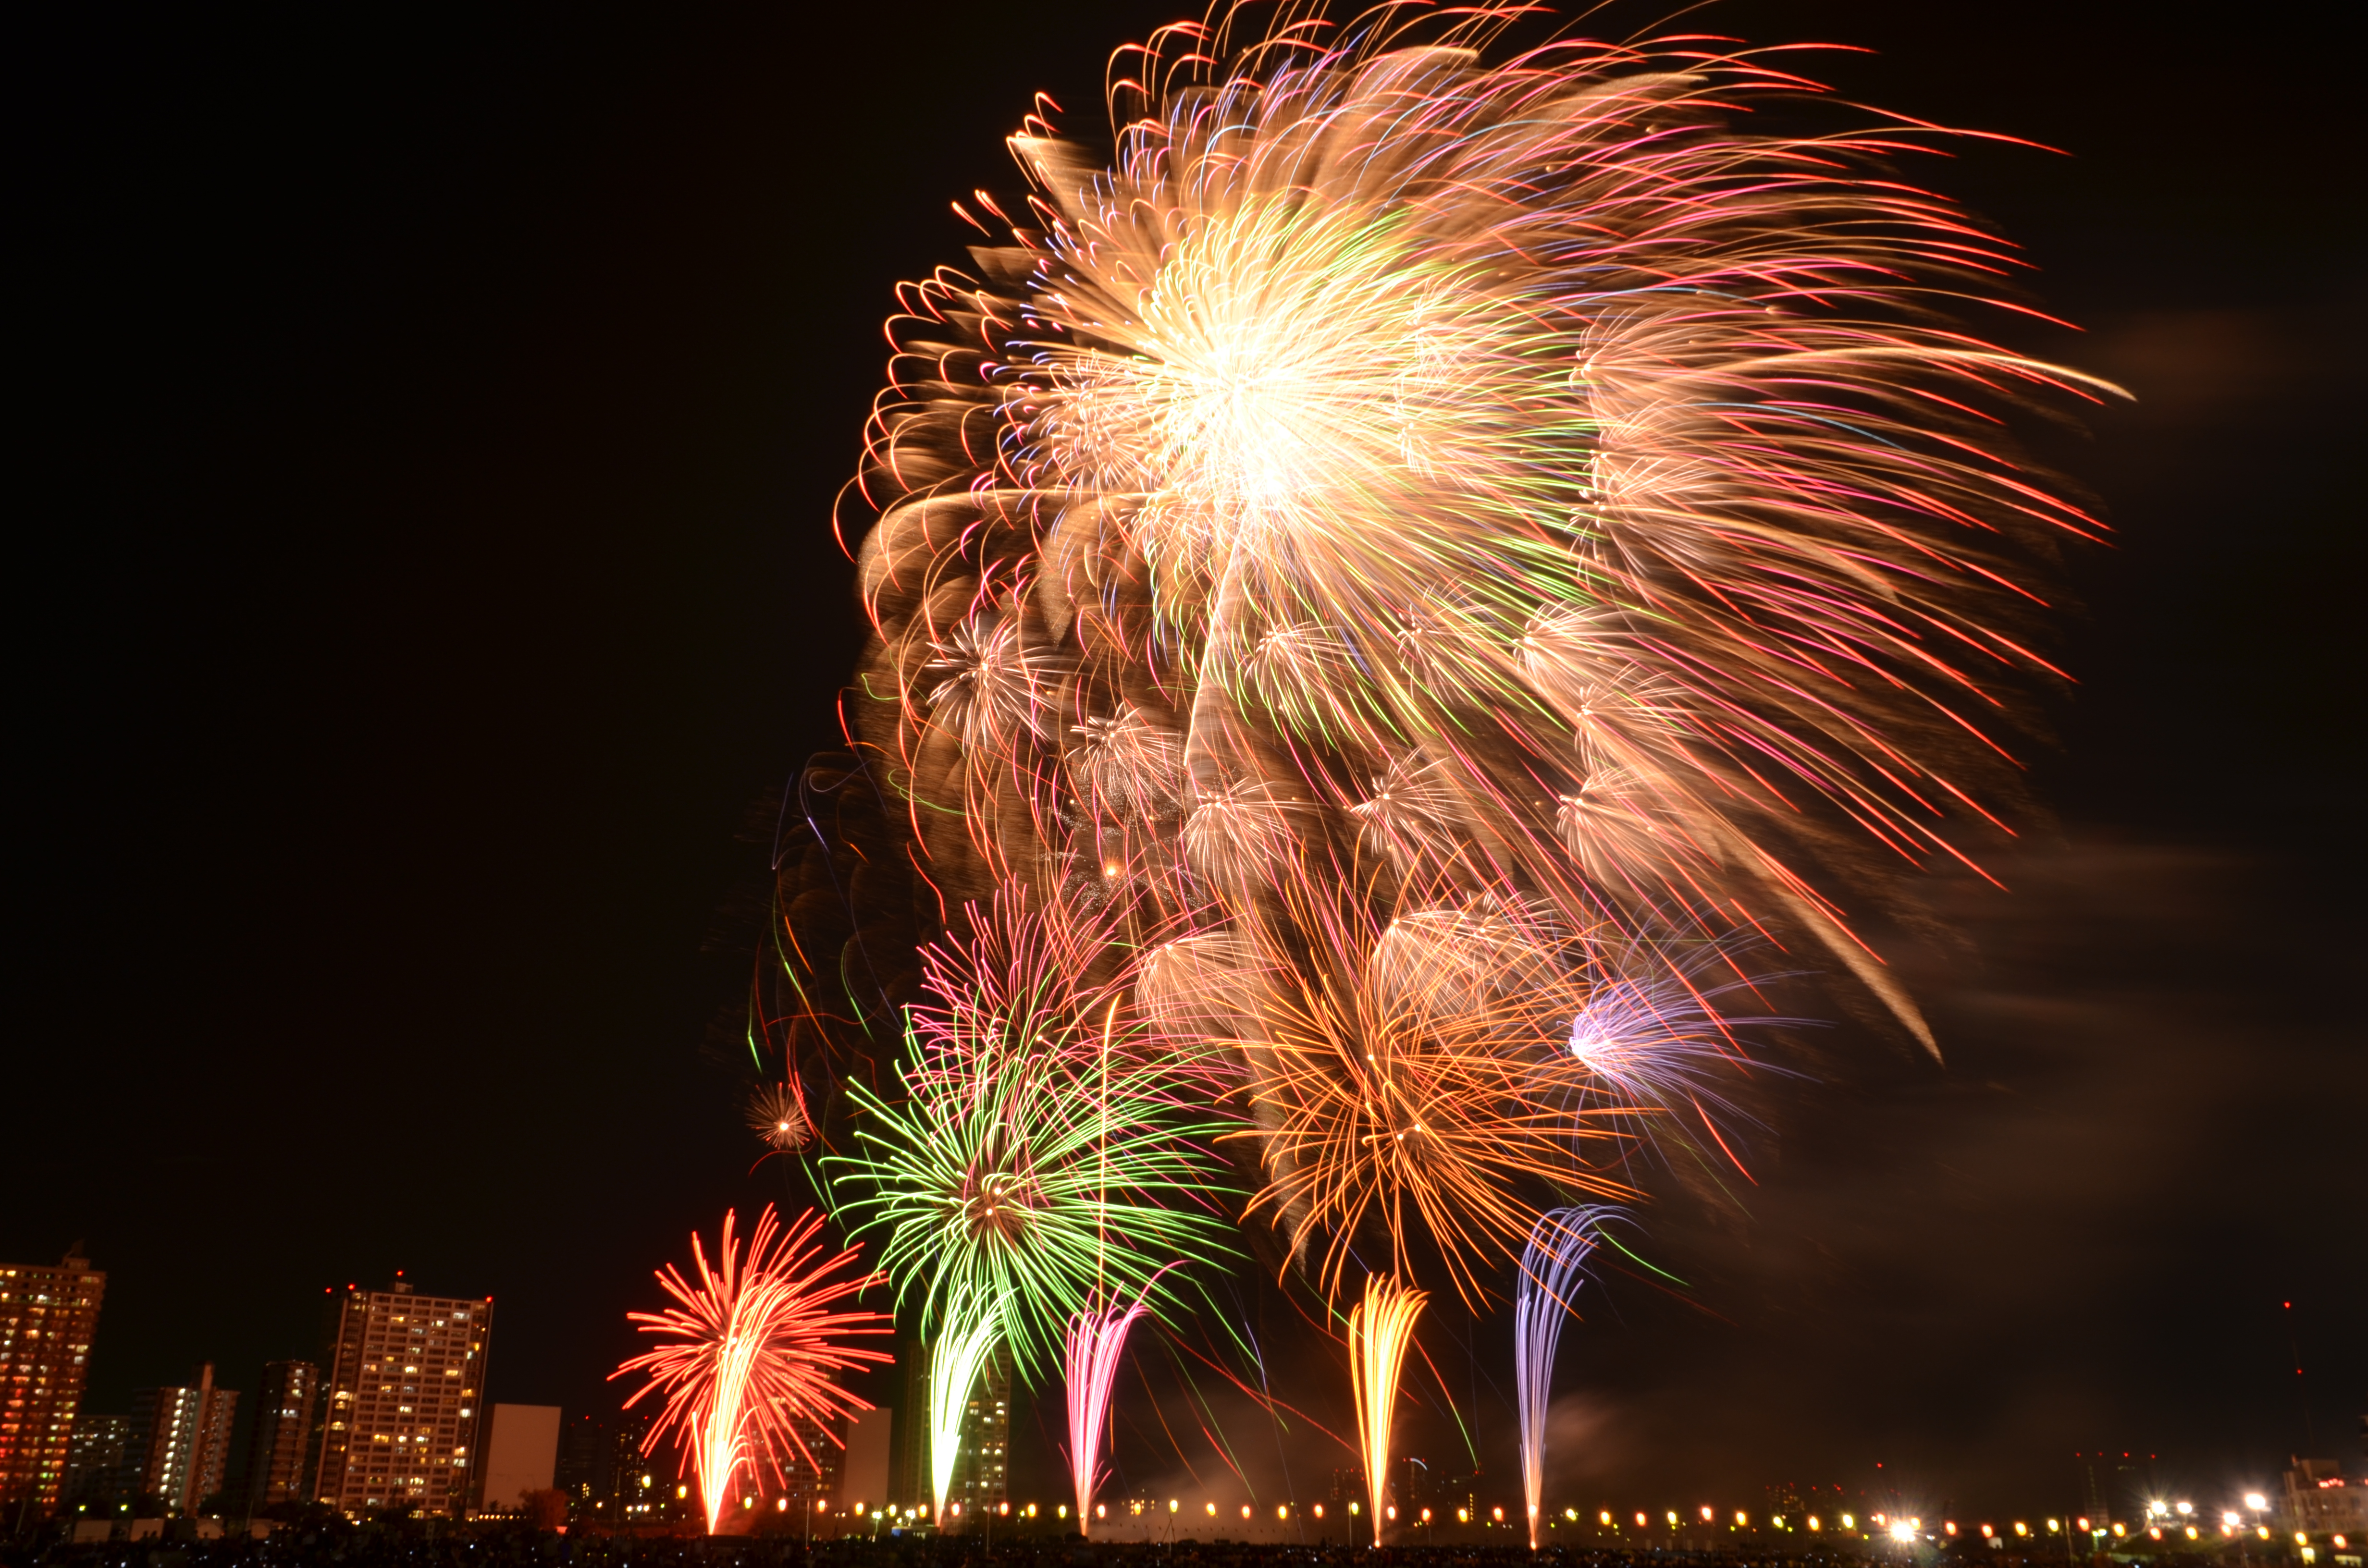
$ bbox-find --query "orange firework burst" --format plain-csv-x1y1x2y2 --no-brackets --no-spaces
1231,936,1643,1301
613,1206,892,1533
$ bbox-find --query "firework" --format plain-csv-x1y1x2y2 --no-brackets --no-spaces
778,0,2108,1303
1063,1291,1153,1534
1559,932,1818,1184
746,1080,811,1153
831,1035,1236,1370
827,899,1239,1372
1347,1275,1427,1546
925,1290,1004,1524
1515,1207,1606,1548
1232,930,1642,1298
613,1206,892,1534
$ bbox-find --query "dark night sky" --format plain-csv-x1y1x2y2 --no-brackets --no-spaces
11,0,2360,1527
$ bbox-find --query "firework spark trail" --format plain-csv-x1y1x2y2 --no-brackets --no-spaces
1063,1292,1153,1534
1347,1275,1427,1547
613,1207,892,1534
926,1294,1005,1524
785,0,2107,1324
1515,1207,1606,1549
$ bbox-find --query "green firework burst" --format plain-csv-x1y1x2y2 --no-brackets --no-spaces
827,1026,1240,1377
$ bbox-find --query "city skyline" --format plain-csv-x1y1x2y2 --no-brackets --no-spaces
11,1241,2357,1538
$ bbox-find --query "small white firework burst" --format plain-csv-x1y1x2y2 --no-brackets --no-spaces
745,1081,810,1152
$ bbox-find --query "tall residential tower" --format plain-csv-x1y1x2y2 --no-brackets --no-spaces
128,1365,238,1515
315,1279,492,1516
0,1250,106,1517
240,1360,320,1513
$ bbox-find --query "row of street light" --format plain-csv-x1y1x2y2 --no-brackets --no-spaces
705,1477,2352,1558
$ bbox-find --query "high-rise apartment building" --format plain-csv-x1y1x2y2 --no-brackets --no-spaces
608,1411,668,1521
240,1360,320,1513
554,1413,610,1505
62,1413,129,1508
128,1386,197,1507
956,1348,1010,1522
0,1248,107,1516
129,1365,238,1515
315,1279,492,1516
899,1350,928,1512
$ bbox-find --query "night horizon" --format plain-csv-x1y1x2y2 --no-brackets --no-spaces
9,0,2360,1551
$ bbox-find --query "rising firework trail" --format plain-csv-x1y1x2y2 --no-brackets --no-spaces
1347,1275,1427,1546
1063,1292,1153,1535
613,1207,892,1534
1515,1207,1606,1548
925,1291,1005,1525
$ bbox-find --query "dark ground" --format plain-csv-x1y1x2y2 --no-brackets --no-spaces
0,1530,2261,1568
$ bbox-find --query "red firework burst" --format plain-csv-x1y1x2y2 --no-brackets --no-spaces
612,1205,892,1533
